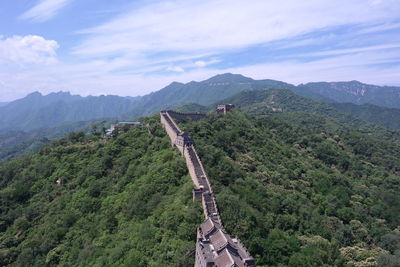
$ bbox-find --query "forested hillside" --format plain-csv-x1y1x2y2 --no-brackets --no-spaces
221,88,400,136
181,110,400,266
1,104,399,266
2,85,400,266
332,103,400,130
0,117,203,266
0,120,107,162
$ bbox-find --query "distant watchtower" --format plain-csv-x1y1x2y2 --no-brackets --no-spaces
216,104,235,114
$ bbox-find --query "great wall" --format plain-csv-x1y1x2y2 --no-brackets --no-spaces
160,106,255,267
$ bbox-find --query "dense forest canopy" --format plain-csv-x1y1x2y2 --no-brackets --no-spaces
180,110,400,266
0,117,203,266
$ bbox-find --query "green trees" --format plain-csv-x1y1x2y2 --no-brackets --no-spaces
0,116,202,266
181,109,400,266
1,106,400,266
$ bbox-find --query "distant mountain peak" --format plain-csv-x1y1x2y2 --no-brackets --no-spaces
205,73,254,83
25,91,76,100
48,91,72,96
170,81,185,86
327,80,363,85
26,91,43,97
164,81,185,89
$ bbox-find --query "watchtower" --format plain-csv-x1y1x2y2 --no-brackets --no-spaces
216,104,235,114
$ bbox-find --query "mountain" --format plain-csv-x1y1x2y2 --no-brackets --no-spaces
0,92,139,132
174,103,210,114
124,73,297,117
0,74,295,132
1,107,399,266
2,74,400,163
299,81,400,108
332,102,400,130
0,74,291,161
0,102,9,107
0,119,105,162
217,88,400,133
0,131,50,162
3,75,400,134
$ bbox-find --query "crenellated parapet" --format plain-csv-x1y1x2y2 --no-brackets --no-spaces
160,110,255,266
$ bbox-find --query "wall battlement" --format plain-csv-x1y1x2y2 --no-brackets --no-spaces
160,110,255,267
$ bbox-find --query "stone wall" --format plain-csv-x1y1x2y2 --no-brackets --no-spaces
160,111,179,146
160,110,254,266
160,111,220,222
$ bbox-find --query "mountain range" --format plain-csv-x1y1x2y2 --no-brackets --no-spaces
1,73,400,162
0,92,139,132
299,81,400,108
2,73,400,133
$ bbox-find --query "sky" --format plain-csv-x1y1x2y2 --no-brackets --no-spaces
0,0,400,101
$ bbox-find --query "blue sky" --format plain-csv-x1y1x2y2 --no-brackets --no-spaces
0,0,400,101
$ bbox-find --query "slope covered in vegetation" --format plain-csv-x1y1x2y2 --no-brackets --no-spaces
1,92,400,266
0,119,105,162
222,88,400,139
0,116,203,266
332,102,400,130
180,110,400,266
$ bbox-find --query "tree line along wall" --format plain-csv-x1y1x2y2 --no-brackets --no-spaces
160,110,255,267
167,110,206,122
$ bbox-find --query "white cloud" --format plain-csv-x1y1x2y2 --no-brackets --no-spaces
167,66,185,72
194,61,206,67
0,35,59,65
357,22,400,34
290,44,400,58
2,45,399,102
20,0,72,22
222,49,400,86
195,59,220,67
72,0,400,59
2,0,400,101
